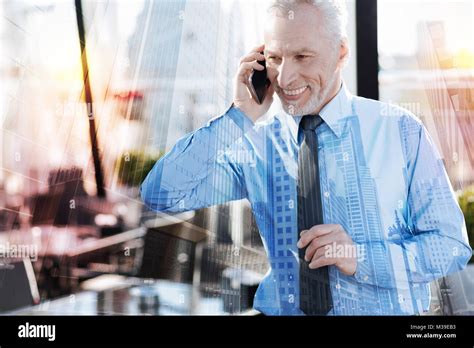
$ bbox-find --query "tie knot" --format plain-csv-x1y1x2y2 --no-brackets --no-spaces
300,115,323,131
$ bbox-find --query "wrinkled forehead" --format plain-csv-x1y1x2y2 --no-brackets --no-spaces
263,6,330,56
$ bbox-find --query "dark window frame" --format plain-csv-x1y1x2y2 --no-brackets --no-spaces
355,0,379,100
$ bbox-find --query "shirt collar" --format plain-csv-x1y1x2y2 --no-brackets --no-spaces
318,81,353,138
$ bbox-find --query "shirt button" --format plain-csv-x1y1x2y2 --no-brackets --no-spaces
324,191,330,198
335,283,341,290
363,275,369,281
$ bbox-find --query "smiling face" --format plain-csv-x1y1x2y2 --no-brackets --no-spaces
264,3,348,116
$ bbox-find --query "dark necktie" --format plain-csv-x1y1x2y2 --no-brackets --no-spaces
297,115,333,315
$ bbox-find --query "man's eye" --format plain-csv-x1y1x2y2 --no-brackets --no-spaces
268,56,280,62
296,55,309,60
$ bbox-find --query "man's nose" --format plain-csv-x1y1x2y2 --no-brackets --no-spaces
276,59,298,89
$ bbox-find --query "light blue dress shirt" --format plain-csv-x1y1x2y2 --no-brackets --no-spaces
140,83,472,315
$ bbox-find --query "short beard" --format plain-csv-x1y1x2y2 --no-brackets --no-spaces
279,72,338,117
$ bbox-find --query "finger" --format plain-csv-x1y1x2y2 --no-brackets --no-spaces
298,224,339,248
240,52,265,64
309,254,337,269
236,61,265,84
309,246,328,264
250,43,265,53
239,61,265,74
304,232,337,262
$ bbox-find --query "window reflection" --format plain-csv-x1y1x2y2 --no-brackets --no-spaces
378,0,474,187
378,0,474,315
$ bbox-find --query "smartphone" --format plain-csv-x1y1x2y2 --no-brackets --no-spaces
248,52,271,105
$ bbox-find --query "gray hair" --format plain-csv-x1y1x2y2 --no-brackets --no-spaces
268,0,348,43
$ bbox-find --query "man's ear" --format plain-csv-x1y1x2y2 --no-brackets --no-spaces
337,37,350,70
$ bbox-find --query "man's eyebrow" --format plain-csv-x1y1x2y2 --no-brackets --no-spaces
265,48,318,56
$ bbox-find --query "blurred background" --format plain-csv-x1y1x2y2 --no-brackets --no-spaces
0,0,472,315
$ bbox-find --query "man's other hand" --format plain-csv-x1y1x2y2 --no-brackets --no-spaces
297,224,357,276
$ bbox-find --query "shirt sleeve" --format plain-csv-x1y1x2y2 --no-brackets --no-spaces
140,105,254,213
354,116,472,288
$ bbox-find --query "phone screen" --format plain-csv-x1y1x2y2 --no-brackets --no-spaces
249,52,270,105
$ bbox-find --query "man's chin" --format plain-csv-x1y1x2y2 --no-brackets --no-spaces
277,98,303,116
277,93,320,116
281,101,320,117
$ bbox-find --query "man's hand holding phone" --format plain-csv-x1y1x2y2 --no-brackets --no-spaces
233,44,274,123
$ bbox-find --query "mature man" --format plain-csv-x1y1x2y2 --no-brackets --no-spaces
141,0,472,315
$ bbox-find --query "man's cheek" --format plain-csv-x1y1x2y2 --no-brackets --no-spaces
266,67,278,82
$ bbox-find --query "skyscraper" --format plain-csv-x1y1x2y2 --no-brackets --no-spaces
128,0,246,151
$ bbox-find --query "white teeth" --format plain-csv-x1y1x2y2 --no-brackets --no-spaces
282,86,307,96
